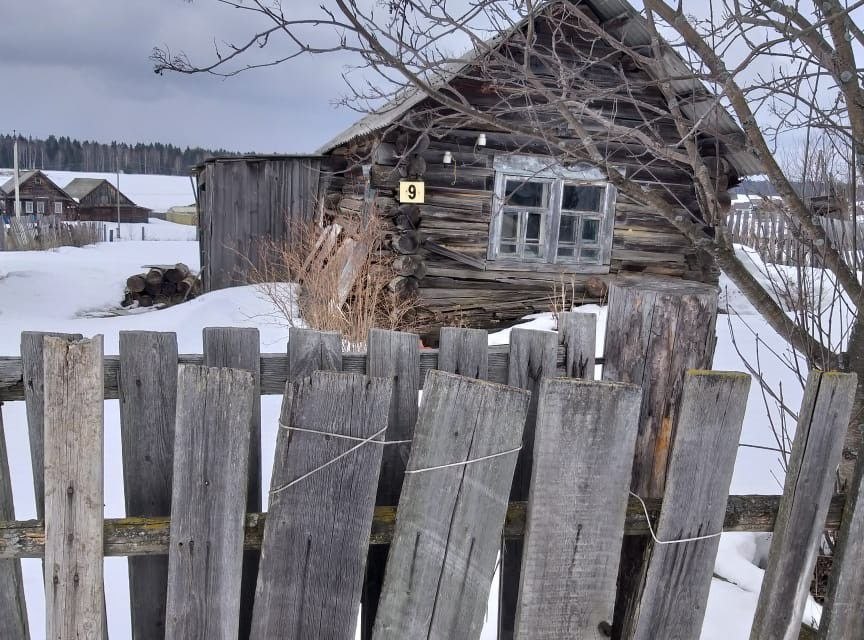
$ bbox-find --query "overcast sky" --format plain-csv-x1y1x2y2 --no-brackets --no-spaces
0,0,360,153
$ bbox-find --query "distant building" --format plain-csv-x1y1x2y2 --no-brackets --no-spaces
64,178,150,223
0,170,76,218
166,204,198,226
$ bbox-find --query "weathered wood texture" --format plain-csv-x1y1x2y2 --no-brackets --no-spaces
164,365,255,640
514,378,641,639
500,328,558,640
118,331,178,640
558,311,596,379
250,372,391,640
750,372,857,640
373,371,530,640
20,331,83,519
43,336,105,640
0,405,28,640
362,329,420,639
202,326,261,639
286,327,342,382
437,327,489,379
623,371,751,640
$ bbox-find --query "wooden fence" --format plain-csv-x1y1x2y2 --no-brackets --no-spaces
726,209,864,268
0,215,101,251
0,280,862,639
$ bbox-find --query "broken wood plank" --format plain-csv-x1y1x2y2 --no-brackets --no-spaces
557,311,596,379
286,327,343,383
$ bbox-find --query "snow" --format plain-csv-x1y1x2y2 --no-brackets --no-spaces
0,238,826,638
92,218,198,242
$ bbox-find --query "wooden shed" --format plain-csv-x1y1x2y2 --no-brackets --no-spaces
193,155,326,291
311,0,761,332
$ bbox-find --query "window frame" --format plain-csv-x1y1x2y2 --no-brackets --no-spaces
488,155,617,272
24,200,33,214
54,201,63,215
36,200,45,214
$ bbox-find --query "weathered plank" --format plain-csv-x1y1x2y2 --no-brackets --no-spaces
513,377,641,639
118,331,178,640
362,329,420,639
164,364,255,640
20,331,83,519
250,372,392,640
623,371,751,639
500,327,558,640
557,311,596,379
437,327,488,379
286,327,342,382
373,370,530,640
43,336,105,640
202,326,261,639
750,372,857,640
0,404,28,639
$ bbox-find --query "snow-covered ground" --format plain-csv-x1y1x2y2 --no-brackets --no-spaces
90,218,198,242
0,240,822,638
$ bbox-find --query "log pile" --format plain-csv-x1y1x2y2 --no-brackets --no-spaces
122,263,201,308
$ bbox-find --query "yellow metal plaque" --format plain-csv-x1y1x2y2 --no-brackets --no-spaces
399,181,425,204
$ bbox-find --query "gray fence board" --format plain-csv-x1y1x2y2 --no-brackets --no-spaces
372,370,529,640
0,404,28,639
750,372,857,640
164,364,255,640
250,372,391,640
558,312,596,379
437,328,489,380
43,336,105,640
286,327,342,382
119,331,179,640
513,378,641,639
623,371,750,639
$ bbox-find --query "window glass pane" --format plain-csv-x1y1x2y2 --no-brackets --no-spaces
559,214,577,244
581,218,600,242
525,212,544,241
557,246,575,258
505,179,546,207
55,202,62,214
501,211,519,241
580,247,600,262
37,201,45,214
562,185,604,211
523,244,543,258
499,243,518,256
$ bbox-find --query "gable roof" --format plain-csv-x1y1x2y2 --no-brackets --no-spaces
63,177,106,201
0,170,75,199
316,0,762,177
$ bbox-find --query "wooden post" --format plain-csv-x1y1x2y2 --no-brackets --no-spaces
513,378,641,639
437,327,488,379
373,371,530,640
602,276,718,637
250,372,392,640
750,372,857,640
118,331,179,640
557,311,596,379
0,403,28,640
361,329,420,639
20,331,83,520
164,364,255,640
202,326,261,639
621,371,750,639
43,336,105,640
286,327,342,382
500,328,558,640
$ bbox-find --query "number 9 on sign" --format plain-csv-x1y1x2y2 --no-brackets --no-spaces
399,181,425,204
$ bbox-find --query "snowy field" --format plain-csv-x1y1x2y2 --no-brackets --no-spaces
92,217,198,242
0,239,821,638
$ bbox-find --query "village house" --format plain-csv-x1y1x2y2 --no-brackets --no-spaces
0,170,76,219
63,177,150,223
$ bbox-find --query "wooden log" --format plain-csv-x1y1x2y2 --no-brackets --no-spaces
373,371,530,640
145,281,162,296
119,331,179,640
513,378,642,638
395,205,421,230
500,328,559,640
160,281,178,296
250,372,392,640
163,263,191,283
203,327,261,640
44,336,105,640
20,331,83,520
406,154,426,178
558,311,596,379
165,364,255,640
750,372,857,640
0,404,28,640
362,329,420,640
391,230,423,254
391,254,427,278
138,294,154,308
126,274,146,293
286,327,342,383
145,268,164,286
177,275,197,296
387,275,419,298
437,327,488,379
622,371,751,640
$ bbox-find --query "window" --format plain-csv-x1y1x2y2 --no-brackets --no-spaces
24,201,33,214
489,156,616,268
36,200,45,214
54,201,63,215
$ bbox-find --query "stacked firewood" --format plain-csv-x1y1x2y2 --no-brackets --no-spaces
122,263,201,308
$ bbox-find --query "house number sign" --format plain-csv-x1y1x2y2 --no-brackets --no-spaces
399,181,425,204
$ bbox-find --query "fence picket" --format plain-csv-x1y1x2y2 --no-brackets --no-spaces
0,404,28,640
558,311,596,379
372,370,530,640
118,331,179,640
286,327,342,382
750,372,857,640
43,336,105,640
622,371,750,639
202,326,261,639
165,364,255,640
513,377,641,639
250,371,392,640
437,327,488,379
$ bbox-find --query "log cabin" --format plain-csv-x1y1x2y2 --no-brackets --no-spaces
63,178,150,223
0,170,76,219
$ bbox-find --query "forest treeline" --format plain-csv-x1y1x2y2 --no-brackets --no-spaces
0,134,238,176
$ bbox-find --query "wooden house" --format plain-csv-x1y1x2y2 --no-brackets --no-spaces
63,178,150,223
0,170,76,218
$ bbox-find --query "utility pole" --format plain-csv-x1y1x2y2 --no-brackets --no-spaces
116,164,121,240
13,131,21,219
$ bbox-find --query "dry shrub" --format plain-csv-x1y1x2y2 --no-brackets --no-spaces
252,216,419,350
